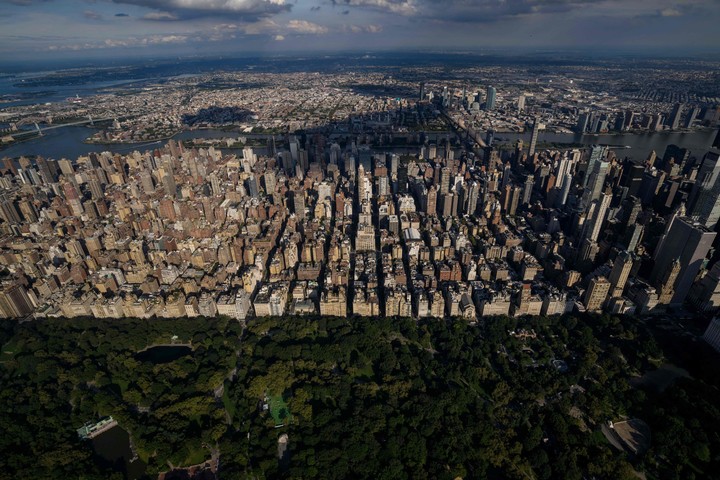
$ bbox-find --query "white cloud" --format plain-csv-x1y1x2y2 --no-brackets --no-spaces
47,34,190,51
274,34,285,40
659,7,682,17
346,23,383,33
287,19,329,34
337,0,418,15
143,11,180,20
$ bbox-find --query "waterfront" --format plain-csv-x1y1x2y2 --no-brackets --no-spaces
493,129,719,160
1,125,717,161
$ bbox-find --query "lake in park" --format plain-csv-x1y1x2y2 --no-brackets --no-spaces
135,345,193,364
92,425,146,480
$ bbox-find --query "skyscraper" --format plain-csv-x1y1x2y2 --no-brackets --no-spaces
163,171,177,198
292,190,306,219
0,284,34,318
528,118,540,157
689,151,720,229
608,251,633,298
586,161,609,205
485,86,496,110
522,175,534,205
582,192,612,243
584,145,607,188
685,107,700,128
657,258,681,305
465,181,479,216
245,174,259,198
575,112,590,133
583,276,611,312
263,171,276,195
669,103,684,130
713,128,720,150
440,167,451,195
556,173,573,208
426,185,438,216
662,144,690,170
651,216,716,304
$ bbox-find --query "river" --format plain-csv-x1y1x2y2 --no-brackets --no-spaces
493,129,719,160
0,125,717,161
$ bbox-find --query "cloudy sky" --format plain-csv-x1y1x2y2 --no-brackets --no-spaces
1,0,719,60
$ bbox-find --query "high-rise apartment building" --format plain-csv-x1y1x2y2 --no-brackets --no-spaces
652,216,716,304
528,118,540,157
583,276,610,312
485,86,496,110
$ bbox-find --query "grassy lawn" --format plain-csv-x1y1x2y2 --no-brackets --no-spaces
269,394,291,426
182,442,208,466
0,340,21,362
222,383,236,420
352,361,374,379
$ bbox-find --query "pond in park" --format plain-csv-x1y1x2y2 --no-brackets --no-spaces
135,345,193,364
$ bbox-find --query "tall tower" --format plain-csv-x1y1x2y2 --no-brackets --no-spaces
657,258,681,305
588,160,609,204
426,185,438,216
576,112,590,133
522,175,534,205
685,107,700,128
465,181,479,216
583,276,611,312
584,145,607,188
669,103,684,130
485,86,496,110
689,151,720,229
608,251,633,298
292,190,305,219
0,284,34,318
582,192,612,243
651,216,716,304
528,118,540,157
440,167,451,195
556,173,573,208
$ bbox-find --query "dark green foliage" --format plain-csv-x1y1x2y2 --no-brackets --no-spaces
0,316,241,478
2,314,720,479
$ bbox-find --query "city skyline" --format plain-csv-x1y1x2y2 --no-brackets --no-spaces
2,0,720,61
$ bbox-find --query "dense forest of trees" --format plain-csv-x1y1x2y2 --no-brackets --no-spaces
1,313,719,479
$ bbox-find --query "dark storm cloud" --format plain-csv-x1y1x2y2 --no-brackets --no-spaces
3,0,52,5
332,0,615,20
111,0,292,20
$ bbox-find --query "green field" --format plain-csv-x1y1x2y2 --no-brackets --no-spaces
269,394,291,426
